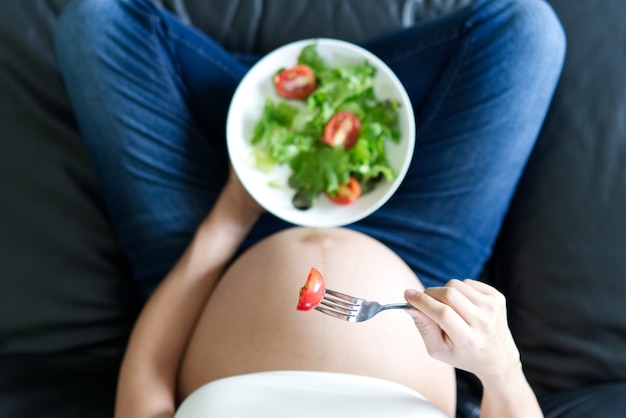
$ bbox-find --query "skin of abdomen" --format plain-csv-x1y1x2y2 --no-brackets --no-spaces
177,227,456,416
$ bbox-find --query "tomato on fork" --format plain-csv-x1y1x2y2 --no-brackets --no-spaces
296,267,326,311
273,64,317,100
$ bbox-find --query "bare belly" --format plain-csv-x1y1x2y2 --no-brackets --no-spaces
177,227,455,415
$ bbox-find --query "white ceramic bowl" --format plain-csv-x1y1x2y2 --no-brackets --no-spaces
226,38,415,227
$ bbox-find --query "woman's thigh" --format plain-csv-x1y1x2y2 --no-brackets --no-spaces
55,0,251,298
179,227,456,416
352,0,566,288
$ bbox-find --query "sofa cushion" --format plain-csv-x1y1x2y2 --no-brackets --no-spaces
0,354,119,418
0,0,140,355
176,0,473,53
540,382,626,418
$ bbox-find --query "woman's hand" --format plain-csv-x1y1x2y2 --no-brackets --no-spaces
403,279,520,385
404,279,543,417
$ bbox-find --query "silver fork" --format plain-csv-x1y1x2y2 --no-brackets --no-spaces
315,289,414,323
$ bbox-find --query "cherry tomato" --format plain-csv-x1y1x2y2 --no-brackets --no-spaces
273,65,317,100
327,176,362,205
296,267,326,311
323,111,361,150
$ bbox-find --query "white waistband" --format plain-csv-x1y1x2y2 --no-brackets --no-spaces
175,370,448,418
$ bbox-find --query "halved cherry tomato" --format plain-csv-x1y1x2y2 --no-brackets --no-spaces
273,65,317,100
323,111,361,150
296,267,326,311
327,176,362,205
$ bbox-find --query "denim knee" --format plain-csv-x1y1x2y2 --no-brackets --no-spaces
482,0,566,69
459,0,567,114
515,0,565,60
55,0,157,66
55,0,118,57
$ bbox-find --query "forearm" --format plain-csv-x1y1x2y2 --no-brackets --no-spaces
115,190,259,418
479,363,543,418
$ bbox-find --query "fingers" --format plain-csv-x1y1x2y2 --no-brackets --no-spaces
444,279,486,307
461,278,499,297
407,279,488,329
456,279,508,319
404,287,467,333
404,280,507,356
404,288,472,358
423,281,481,326
403,302,448,352
405,280,517,379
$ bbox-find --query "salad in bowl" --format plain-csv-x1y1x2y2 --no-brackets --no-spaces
226,39,415,227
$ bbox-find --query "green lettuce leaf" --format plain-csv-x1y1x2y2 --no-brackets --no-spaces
249,42,402,207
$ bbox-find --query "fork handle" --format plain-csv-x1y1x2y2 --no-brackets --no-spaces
383,303,414,310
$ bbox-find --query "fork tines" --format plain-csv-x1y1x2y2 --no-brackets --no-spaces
314,289,360,320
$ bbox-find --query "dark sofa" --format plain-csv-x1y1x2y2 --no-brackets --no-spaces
1,0,625,417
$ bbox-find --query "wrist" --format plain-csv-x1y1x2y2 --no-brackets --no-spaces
475,335,523,387
205,184,260,227
479,357,525,392
198,189,259,251
479,360,543,418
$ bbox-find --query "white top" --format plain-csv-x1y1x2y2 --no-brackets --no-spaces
175,370,449,418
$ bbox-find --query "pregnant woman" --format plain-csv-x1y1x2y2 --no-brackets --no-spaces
54,0,566,416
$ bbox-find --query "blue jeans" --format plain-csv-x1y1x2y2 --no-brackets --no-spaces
55,0,565,300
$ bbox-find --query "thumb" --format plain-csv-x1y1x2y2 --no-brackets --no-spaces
404,289,445,349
